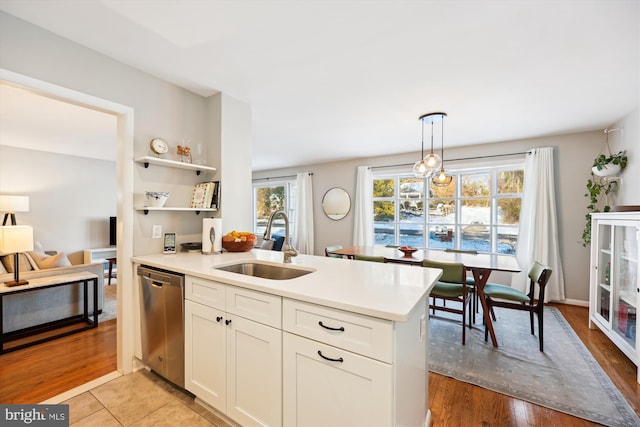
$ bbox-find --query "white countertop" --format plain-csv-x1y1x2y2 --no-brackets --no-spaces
131,249,440,321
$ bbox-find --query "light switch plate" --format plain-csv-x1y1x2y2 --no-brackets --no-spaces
152,225,162,239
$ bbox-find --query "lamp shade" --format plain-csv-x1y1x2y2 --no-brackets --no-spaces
0,195,30,213
0,226,34,254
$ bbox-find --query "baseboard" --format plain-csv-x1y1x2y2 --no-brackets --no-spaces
550,298,589,307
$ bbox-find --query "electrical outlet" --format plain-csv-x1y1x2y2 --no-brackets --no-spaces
152,225,162,239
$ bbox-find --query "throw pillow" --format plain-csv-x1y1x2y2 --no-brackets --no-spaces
1,253,35,273
28,251,72,269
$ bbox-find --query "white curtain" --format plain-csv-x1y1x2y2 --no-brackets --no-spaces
352,166,373,246
294,172,314,254
511,147,565,302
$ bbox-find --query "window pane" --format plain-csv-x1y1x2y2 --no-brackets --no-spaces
497,225,518,254
428,199,455,223
255,185,286,235
399,223,424,248
497,197,521,225
461,199,490,252
374,223,395,245
373,200,395,222
462,173,490,197
498,170,524,194
428,226,454,250
373,179,394,197
399,178,424,198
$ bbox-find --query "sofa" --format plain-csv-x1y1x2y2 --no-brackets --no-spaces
1,250,105,333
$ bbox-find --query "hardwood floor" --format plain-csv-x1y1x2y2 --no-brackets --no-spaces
0,304,638,427
428,303,640,426
0,319,116,404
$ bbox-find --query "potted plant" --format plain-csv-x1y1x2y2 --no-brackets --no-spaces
591,150,627,177
582,150,627,246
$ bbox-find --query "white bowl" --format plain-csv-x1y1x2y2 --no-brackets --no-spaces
145,191,169,207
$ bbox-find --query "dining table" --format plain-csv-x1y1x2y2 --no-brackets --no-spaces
327,245,521,347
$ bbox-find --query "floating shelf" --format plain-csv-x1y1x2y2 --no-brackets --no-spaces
136,207,218,215
135,156,216,175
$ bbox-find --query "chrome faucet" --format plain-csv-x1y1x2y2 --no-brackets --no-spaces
263,210,298,263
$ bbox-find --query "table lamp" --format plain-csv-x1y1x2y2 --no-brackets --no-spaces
0,225,34,286
0,195,30,226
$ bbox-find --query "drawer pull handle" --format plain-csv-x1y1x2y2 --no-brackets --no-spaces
216,316,223,322
317,350,343,363
318,321,345,332
225,319,232,326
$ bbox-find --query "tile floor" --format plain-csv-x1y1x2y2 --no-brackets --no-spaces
63,370,238,427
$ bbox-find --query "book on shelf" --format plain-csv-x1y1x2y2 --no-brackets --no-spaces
190,181,220,209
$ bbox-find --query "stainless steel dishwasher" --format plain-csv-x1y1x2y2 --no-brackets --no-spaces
137,265,185,387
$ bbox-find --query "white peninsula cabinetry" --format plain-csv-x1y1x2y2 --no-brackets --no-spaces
184,274,429,427
185,275,282,426
589,212,639,383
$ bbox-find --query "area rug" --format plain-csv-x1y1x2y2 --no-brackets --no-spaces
99,283,117,322
429,306,640,426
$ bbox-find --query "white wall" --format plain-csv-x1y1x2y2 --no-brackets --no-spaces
254,130,629,304
0,12,254,256
0,146,116,262
609,107,640,205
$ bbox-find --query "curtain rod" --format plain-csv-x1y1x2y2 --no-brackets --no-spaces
252,172,313,182
370,151,531,170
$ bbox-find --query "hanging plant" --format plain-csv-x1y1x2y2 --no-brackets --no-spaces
582,141,627,246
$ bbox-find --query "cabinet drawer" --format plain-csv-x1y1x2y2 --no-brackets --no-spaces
226,286,282,328
185,275,225,310
283,332,392,427
283,299,393,363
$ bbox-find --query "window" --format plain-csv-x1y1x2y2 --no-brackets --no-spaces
372,165,524,255
252,179,297,239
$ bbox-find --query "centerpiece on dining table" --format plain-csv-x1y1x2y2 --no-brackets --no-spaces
398,245,418,258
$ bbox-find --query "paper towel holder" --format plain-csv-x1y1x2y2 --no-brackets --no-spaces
202,218,222,255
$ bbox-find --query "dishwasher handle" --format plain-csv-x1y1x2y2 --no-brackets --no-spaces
141,275,166,288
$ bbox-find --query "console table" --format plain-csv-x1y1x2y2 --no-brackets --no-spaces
0,272,99,354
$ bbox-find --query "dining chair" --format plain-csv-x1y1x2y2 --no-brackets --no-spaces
483,261,552,351
325,245,344,258
354,254,386,263
423,259,473,345
445,248,479,320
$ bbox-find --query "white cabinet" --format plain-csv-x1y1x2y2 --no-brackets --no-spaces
589,212,639,383
185,276,282,426
282,298,429,427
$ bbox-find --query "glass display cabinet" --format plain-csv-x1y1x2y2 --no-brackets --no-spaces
589,211,639,383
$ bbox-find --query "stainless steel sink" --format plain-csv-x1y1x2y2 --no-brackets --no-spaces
215,262,314,280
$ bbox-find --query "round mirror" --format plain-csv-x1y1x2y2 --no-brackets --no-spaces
322,187,351,220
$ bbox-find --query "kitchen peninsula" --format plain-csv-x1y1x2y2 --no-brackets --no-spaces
131,249,440,427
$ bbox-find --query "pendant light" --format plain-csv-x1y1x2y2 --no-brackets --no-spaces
412,113,442,177
432,112,453,187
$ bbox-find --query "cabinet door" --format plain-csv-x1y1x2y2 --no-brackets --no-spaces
283,332,392,427
594,222,612,323
184,300,226,410
226,314,282,427
611,223,638,355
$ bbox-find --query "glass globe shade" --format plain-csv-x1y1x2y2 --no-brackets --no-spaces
424,153,441,170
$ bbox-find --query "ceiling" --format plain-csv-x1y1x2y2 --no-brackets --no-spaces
0,0,638,171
